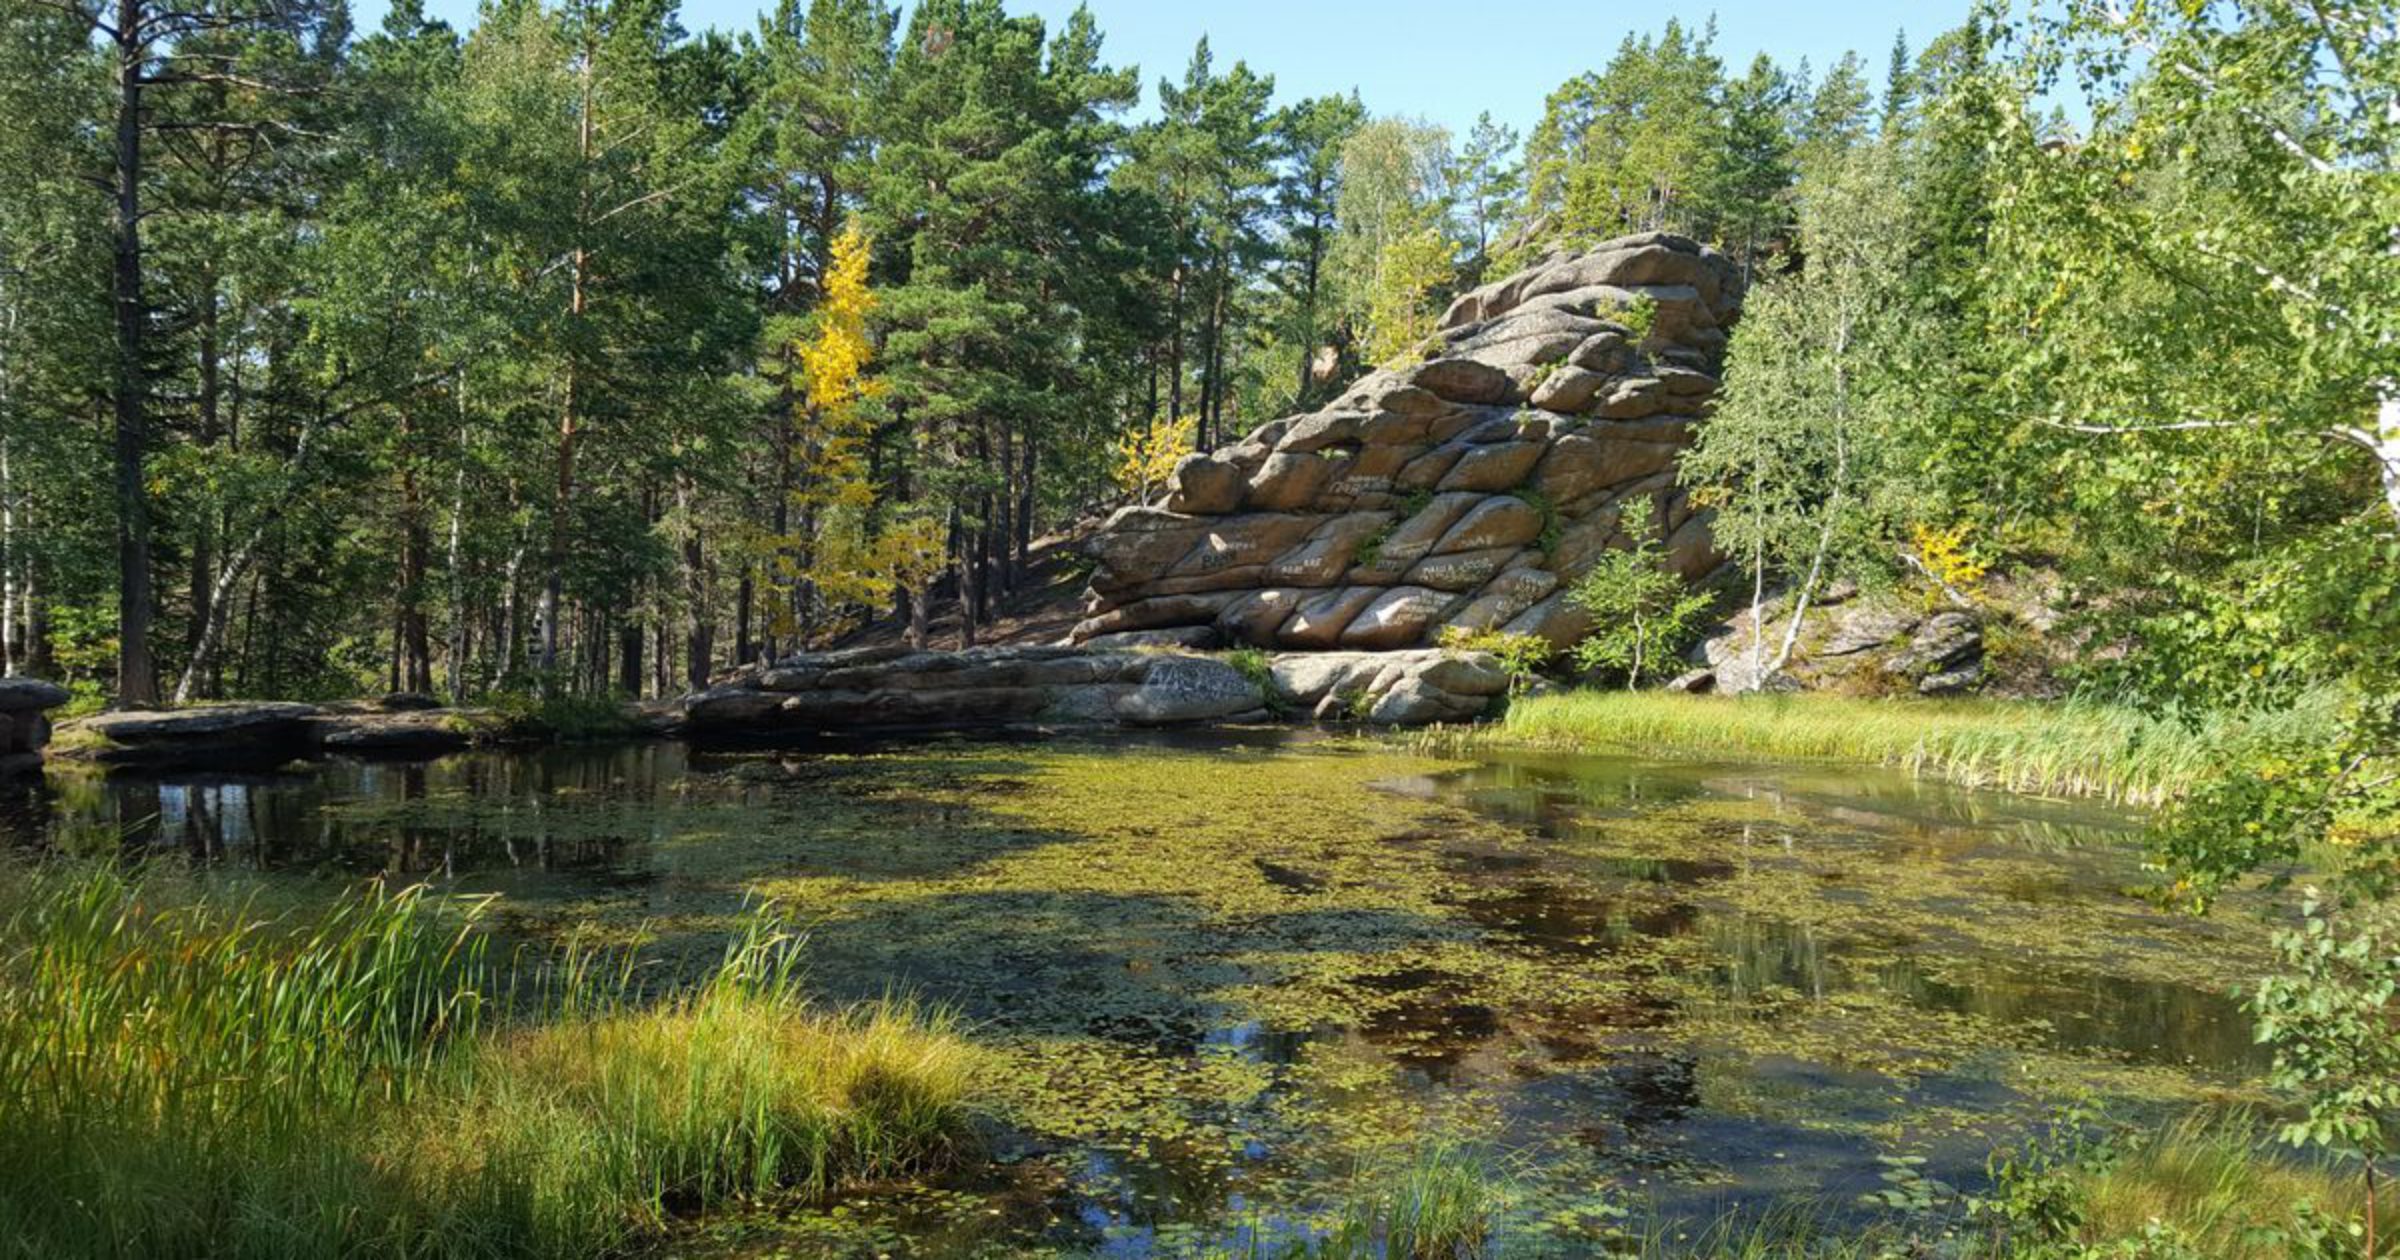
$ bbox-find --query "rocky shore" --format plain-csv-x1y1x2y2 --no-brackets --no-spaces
682,644,1510,735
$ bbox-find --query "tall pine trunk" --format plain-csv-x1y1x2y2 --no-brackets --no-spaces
444,462,469,704
188,281,218,673
1,433,14,676
1014,433,1036,575
537,45,597,687
678,473,711,688
109,0,155,705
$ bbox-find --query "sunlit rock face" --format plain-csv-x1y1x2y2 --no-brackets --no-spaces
680,643,1511,732
1075,232,1742,653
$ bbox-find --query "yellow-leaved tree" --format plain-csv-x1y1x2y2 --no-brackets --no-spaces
775,220,914,645
1112,413,1196,503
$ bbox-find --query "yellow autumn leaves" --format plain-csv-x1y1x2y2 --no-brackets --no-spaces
767,221,944,643
1112,414,1195,502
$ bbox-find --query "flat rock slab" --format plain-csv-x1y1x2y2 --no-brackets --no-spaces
0,680,67,764
81,702,325,746
1114,657,1262,726
686,644,1505,734
0,678,70,712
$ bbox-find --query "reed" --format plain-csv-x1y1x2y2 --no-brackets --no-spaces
0,865,981,1260
1434,690,2340,806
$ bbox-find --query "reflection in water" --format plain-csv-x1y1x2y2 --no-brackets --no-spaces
0,735,2274,1254
4,744,697,877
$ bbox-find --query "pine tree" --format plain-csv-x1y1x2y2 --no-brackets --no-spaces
1266,92,1362,409
1451,112,1522,283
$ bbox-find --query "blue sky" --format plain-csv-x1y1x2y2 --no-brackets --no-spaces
366,0,1977,138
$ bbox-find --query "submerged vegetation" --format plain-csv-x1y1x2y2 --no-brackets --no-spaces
1211,1114,2377,1259
1453,690,2346,808
3,739,2339,1256
0,866,981,1260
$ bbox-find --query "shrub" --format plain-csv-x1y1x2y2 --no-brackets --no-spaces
1564,509,1714,690
1615,293,1659,342
1225,647,1289,715
491,686,638,742
1512,488,1562,554
1436,625,1555,695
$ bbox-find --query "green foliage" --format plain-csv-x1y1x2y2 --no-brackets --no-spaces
1358,221,1456,368
1563,510,1713,690
1512,486,1562,554
1680,139,1924,663
1355,491,1430,574
490,686,637,743
1524,20,1726,245
1435,626,1554,695
0,865,983,1259
1969,1100,2123,1250
1223,646,1288,715
1614,292,1659,342
2253,896,2400,1173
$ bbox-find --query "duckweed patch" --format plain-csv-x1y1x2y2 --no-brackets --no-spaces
3,734,2287,1256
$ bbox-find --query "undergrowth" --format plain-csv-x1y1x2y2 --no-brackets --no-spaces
0,865,981,1260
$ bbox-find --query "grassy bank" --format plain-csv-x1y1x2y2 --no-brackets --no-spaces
1444,690,2340,807
0,867,981,1260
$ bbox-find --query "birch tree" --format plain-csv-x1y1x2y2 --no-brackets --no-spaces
1679,142,1914,681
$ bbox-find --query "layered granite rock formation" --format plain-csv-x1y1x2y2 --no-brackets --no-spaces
680,644,1510,734
1074,232,1742,655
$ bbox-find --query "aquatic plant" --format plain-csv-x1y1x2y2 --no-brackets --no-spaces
0,864,982,1260
1445,690,2344,807
1208,1145,1509,1258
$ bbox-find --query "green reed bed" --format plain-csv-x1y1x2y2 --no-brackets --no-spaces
0,866,982,1260
1438,690,2341,806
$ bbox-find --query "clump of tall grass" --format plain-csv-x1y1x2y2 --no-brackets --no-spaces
1439,690,2342,806
0,865,982,1260
2059,1110,2368,1259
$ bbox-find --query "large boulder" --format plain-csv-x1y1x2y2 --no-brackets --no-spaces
0,678,70,773
1680,592,1999,698
1076,232,1740,652
1265,648,1508,722
80,702,323,745
1114,656,1265,726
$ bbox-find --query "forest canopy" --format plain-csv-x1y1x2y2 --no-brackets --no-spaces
0,0,2392,743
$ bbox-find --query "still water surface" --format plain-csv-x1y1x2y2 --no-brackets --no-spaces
0,733,2276,1255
